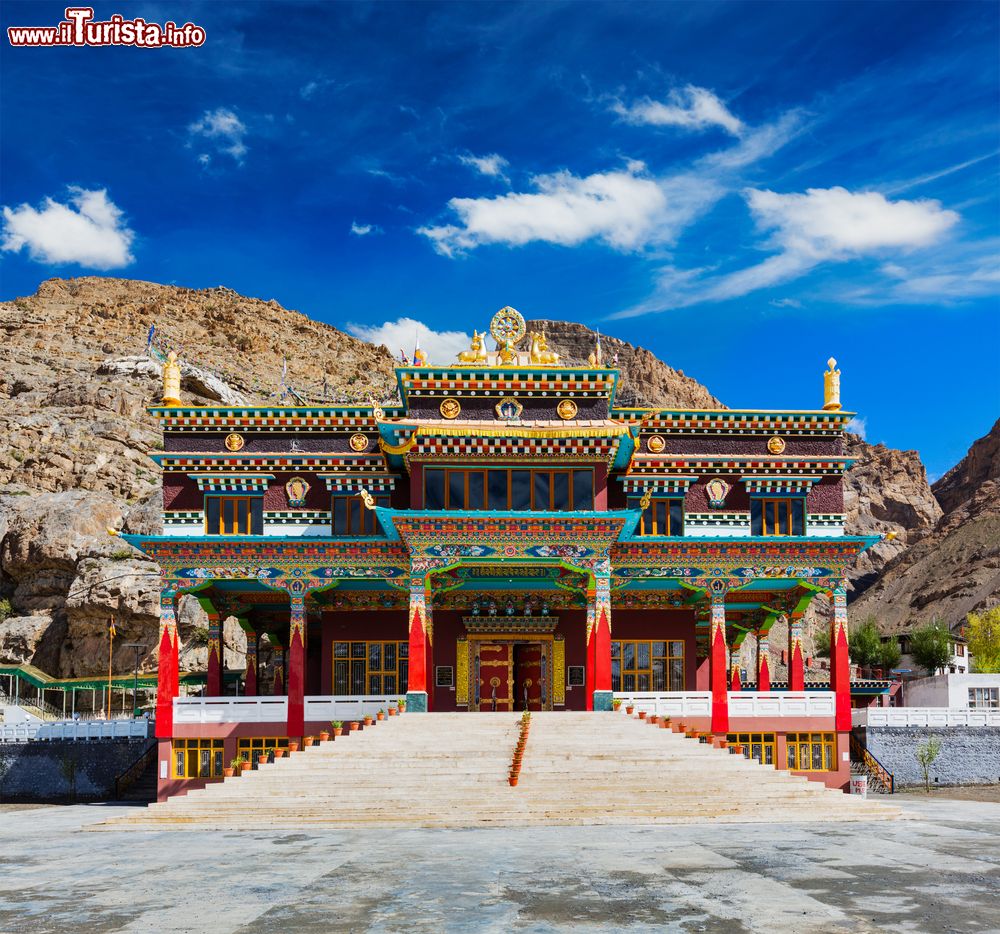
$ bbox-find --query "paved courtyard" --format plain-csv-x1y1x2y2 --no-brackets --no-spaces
1,796,998,933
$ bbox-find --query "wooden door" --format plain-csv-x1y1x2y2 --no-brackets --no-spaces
478,643,512,711
514,643,544,711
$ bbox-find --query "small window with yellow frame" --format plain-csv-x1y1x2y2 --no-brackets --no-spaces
727,732,776,766
786,732,836,771
172,738,224,778
237,736,289,768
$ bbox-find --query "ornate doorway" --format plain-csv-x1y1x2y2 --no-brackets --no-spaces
514,643,543,711
463,635,559,711
477,643,513,711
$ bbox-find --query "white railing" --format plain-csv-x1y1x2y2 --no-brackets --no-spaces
0,719,152,743
854,707,1000,728
172,695,401,724
614,691,835,719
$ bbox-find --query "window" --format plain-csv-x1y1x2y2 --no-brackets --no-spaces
332,494,389,536
611,640,685,692
333,641,408,695
205,496,262,535
956,643,965,657
172,738,224,778
786,732,835,771
424,468,594,511
629,496,683,536
727,732,776,766
237,737,289,768
751,498,805,536
968,687,999,709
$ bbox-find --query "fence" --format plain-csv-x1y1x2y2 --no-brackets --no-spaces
0,719,153,743
614,691,836,719
172,695,401,724
854,707,1000,728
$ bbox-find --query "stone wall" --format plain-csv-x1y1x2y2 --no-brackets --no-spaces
861,726,1000,788
0,738,151,802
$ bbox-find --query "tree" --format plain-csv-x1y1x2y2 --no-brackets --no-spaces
909,621,953,676
965,607,1000,673
849,616,883,668
878,638,902,671
812,626,830,658
914,737,942,794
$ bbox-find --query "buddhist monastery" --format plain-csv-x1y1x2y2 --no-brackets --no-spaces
125,307,877,800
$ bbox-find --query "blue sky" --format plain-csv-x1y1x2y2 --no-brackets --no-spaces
2,1,998,477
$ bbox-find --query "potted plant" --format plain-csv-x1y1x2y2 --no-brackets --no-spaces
349,720,360,731
376,708,385,721
509,773,519,787
637,710,647,720
397,698,406,712
625,703,634,715
648,714,659,725
331,720,344,737
318,729,331,742
612,698,622,712
388,706,398,716
660,716,671,729
288,739,300,752
231,754,249,774
273,747,286,758
303,735,315,748
223,762,236,778
363,714,374,727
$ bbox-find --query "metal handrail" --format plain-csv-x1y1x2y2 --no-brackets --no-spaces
114,740,157,799
849,732,894,794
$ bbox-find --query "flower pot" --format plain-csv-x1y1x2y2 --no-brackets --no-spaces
349,721,360,731
274,749,286,758
625,706,634,715
388,708,397,716
376,713,384,721
363,717,373,727
239,762,252,774
508,776,519,786
303,736,314,747
333,728,343,737
638,711,647,720
223,767,235,778
288,741,300,752
648,715,659,725
715,739,728,749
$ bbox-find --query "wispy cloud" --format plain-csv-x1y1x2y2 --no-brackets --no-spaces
769,297,802,309
846,417,867,439
1,186,135,269
458,152,510,182
188,107,247,165
350,221,381,237
346,317,473,364
613,85,745,136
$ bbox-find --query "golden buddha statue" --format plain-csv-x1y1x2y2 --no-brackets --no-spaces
823,357,841,411
162,351,181,406
457,330,489,365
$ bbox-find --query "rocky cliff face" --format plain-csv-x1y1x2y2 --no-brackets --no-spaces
0,276,973,682
850,419,1000,633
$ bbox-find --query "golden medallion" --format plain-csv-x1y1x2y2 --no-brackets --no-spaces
646,434,665,454
556,398,578,420
767,435,786,454
440,397,462,419
349,432,370,452
224,432,245,452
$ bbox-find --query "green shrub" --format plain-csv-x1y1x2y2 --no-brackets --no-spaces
0,598,12,623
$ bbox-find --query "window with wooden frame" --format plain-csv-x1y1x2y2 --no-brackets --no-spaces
423,467,594,511
237,736,289,768
611,640,685,692
727,732,776,766
751,497,805,536
331,494,389,536
172,738,224,778
786,732,836,771
205,496,263,535
628,496,684,536
333,641,409,695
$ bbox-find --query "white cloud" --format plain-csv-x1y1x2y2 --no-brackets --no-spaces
613,85,745,136
347,317,475,365
1,187,134,269
459,153,510,181
769,297,802,309
612,186,960,317
188,108,247,163
350,221,381,237
846,417,867,440
419,164,685,256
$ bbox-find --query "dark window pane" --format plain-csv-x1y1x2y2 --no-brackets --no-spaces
623,643,635,670
384,674,396,695
334,642,348,658
334,660,348,693
652,642,666,658
351,659,366,693
223,498,234,534
642,506,653,535
533,472,550,510
669,659,684,690
206,497,220,535
750,499,763,535
488,471,508,510
384,643,396,670
399,641,408,659
511,471,531,510
573,470,593,510
552,473,569,510
637,673,650,691
350,498,363,533
792,499,805,536
468,472,485,508
399,660,408,692
368,643,381,669
652,659,666,691
333,498,348,535
369,674,380,694
655,500,667,534
670,501,684,535
425,470,445,510
636,643,650,669
351,642,366,658
623,674,636,691
448,471,465,509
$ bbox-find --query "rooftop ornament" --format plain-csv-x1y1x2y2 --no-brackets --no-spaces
823,357,842,411
162,351,181,406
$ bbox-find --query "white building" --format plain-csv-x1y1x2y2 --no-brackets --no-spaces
902,672,1000,709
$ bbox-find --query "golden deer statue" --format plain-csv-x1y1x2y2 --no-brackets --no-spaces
457,330,489,365
529,332,560,365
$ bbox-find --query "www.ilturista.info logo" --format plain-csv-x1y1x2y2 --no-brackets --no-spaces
7,7,206,48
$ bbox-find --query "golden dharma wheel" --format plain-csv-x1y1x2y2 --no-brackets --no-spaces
224,432,245,452
646,435,665,454
349,432,370,452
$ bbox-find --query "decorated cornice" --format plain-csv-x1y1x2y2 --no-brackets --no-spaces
396,367,618,403
619,476,697,495
189,473,274,493
154,453,384,472
611,409,854,435
319,473,397,493
628,456,851,476
741,475,821,495
149,406,404,432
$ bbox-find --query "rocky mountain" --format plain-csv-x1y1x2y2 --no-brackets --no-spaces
850,419,1000,633
0,276,973,687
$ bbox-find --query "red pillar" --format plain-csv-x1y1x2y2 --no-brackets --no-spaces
272,645,285,695
206,612,221,697
787,612,805,691
709,589,729,733
756,629,771,692
830,582,851,731
155,591,179,739
730,660,742,691
584,593,596,711
406,573,430,711
244,626,258,697
286,595,305,737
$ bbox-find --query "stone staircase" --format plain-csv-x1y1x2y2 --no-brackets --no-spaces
92,712,902,830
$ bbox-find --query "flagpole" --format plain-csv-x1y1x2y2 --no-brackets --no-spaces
107,615,114,720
